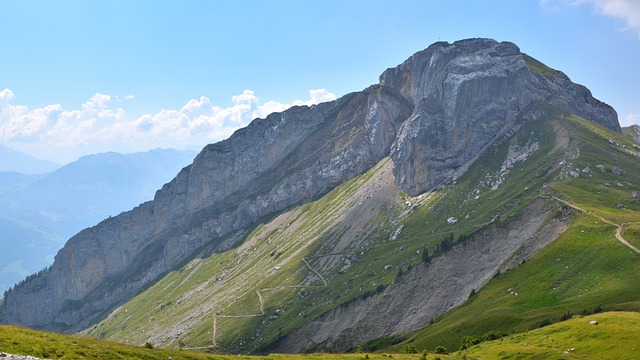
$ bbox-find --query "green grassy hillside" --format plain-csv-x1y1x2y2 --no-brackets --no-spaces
87,158,425,353
3,312,639,359
379,113,640,353
0,324,432,360
0,324,223,359
457,312,640,360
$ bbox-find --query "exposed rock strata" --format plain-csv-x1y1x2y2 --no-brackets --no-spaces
0,38,619,332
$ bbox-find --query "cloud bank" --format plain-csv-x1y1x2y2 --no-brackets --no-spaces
542,0,640,36
578,0,640,36
0,88,336,163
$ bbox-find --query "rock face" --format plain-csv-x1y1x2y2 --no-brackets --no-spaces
384,39,618,195
0,38,619,331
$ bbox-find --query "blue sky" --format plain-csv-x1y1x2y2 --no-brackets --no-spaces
1,0,639,164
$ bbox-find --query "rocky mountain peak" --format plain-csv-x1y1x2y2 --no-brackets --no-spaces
379,38,618,195
0,38,619,332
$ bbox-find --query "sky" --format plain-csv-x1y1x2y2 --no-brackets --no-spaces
0,0,639,164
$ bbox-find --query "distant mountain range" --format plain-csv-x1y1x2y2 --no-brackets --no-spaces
0,145,61,174
0,148,197,292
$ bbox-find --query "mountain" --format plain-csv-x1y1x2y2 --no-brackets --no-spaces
0,149,197,293
0,38,630,353
0,144,61,174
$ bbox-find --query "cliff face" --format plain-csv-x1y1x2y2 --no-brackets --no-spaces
384,39,618,195
0,38,619,331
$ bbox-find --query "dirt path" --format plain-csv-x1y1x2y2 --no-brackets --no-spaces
551,196,640,255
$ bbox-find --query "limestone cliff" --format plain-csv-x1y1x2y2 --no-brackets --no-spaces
0,38,619,331
384,39,618,195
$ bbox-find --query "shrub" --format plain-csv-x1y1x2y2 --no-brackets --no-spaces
434,345,448,354
538,319,552,328
403,344,418,354
459,335,481,350
483,330,507,341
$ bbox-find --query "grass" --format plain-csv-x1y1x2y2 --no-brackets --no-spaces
5,312,640,360
378,113,640,354
1,325,440,360
1,324,222,359
456,312,640,360
389,214,640,353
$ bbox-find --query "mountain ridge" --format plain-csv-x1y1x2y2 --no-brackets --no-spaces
0,144,60,174
0,38,621,344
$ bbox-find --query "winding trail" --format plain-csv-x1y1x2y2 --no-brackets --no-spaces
551,196,640,255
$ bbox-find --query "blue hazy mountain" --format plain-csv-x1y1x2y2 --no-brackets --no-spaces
0,144,61,174
0,148,197,292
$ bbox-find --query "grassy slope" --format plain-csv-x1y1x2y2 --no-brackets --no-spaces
3,312,638,360
88,159,426,353
0,324,222,360
90,104,574,354
383,114,640,353
0,324,436,360
82,105,640,356
456,312,640,360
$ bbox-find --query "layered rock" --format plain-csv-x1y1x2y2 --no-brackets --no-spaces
0,38,619,331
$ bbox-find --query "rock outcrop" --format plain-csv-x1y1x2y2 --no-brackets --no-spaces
0,38,619,332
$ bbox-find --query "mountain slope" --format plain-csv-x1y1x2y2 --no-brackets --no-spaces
378,113,640,353
458,312,640,359
0,38,621,349
86,107,639,355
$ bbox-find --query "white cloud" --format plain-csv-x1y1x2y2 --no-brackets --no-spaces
543,0,640,36
0,88,336,163
622,113,640,126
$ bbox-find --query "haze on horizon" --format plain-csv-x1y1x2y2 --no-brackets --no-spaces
1,0,639,164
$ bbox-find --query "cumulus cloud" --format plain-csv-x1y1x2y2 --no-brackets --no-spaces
542,0,640,36
579,0,640,35
0,88,336,163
